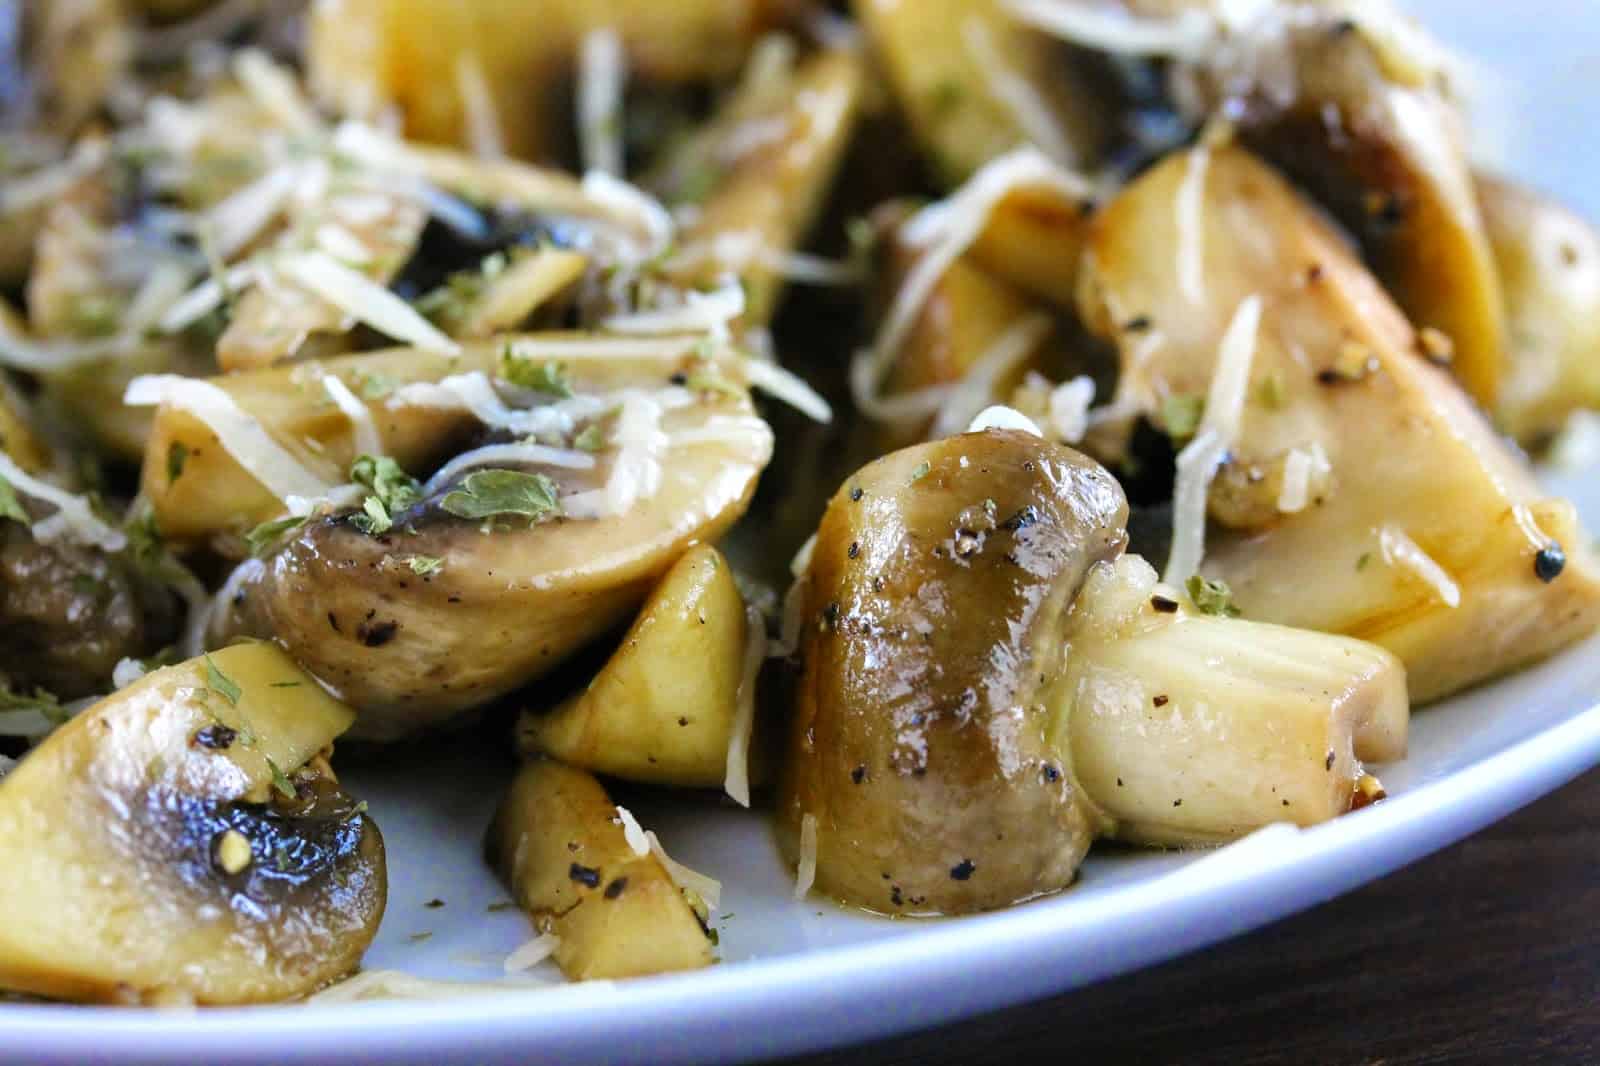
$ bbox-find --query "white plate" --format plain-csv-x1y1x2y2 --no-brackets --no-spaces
6,4,1600,1063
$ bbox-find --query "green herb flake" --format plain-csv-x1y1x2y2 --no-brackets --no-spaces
356,371,398,400
684,371,742,401
245,514,308,557
268,680,303,688
68,293,121,339
407,555,444,576
1161,393,1205,441
928,79,966,119
0,476,28,526
909,460,932,483
0,682,66,723
486,901,519,913
501,350,574,397
266,757,297,800
349,454,422,536
1357,552,1372,571
1185,574,1241,618
440,469,561,526
166,441,190,485
1255,371,1285,410
204,654,242,706
573,424,607,453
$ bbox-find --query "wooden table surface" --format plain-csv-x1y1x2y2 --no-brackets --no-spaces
784,770,1600,1066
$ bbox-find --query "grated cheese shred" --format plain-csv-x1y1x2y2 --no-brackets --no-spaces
723,603,767,808
794,813,818,900
1379,525,1461,607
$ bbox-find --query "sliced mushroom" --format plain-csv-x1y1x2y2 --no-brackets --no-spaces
0,643,385,1004
1475,173,1600,447
1075,145,1600,701
519,544,765,789
1174,1,1507,408
486,759,715,981
209,342,773,739
650,44,865,328
308,0,799,161
782,429,1408,914
853,0,1112,185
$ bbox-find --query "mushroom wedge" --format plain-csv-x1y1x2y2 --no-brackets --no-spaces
1016,0,1509,409
781,429,1407,915
0,643,386,1004
486,759,716,980
1075,145,1600,702
308,0,800,161
208,338,774,739
649,44,865,328
1475,173,1600,447
519,544,766,790
852,0,1111,185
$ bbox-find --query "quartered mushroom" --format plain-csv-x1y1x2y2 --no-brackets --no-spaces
0,644,386,1004
486,759,716,981
519,544,768,792
1475,173,1600,447
1074,144,1600,701
192,338,774,739
308,0,800,161
780,429,1405,915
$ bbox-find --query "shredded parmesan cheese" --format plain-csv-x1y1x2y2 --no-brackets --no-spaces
580,171,675,259
601,279,745,341
233,50,320,135
1275,443,1330,514
1176,145,1211,307
563,391,668,520
853,147,1091,423
454,53,505,161
322,375,382,458
742,358,833,424
1047,376,1096,443
578,29,626,177
422,441,596,497
0,139,109,216
967,405,1043,436
206,164,298,258
112,657,147,690
646,830,722,911
158,263,258,334
0,451,126,552
1164,295,1263,584
503,933,560,975
275,252,462,355
1004,0,1218,60
724,603,767,808
961,17,1077,167
614,805,650,857
1379,525,1460,607
125,375,332,502
307,970,560,1003
794,813,818,900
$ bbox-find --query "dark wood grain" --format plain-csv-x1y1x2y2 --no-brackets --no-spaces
783,771,1600,1066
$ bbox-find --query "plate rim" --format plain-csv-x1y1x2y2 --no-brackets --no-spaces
5,695,1598,1066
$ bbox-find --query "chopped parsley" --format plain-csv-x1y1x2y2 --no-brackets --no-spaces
349,454,422,536
166,441,190,485
1357,552,1372,571
0,475,27,526
245,514,308,557
440,469,561,526
204,654,242,706
501,350,574,397
407,555,444,576
1255,371,1285,410
1161,393,1204,442
68,293,121,338
573,424,607,453
265,757,297,800
1185,574,1241,617
356,371,398,400
909,460,931,483
0,682,67,723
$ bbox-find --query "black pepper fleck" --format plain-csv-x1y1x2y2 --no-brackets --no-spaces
357,618,399,647
850,486,863,502
569,863,601,888
1123,315,1153,333
847,541,860,559
604,877,629,900
1153,694,1169,707
1150,594,1180,613
193,724,237,750
1535,544,1567,583
850,765,866,784
424,899,445,910
1325,750,1336,771
950,859,976,881
1041,764,1060,782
